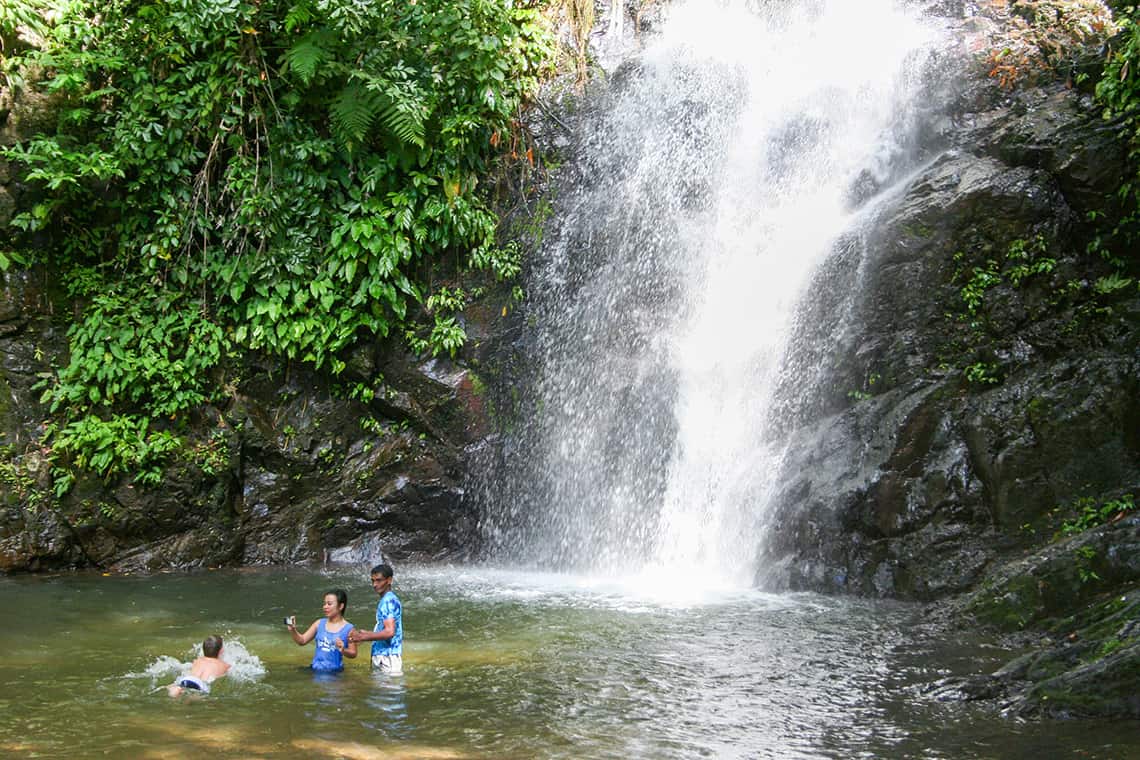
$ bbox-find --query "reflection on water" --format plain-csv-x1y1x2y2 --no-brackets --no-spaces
363,678,411,740
0,566,1135,759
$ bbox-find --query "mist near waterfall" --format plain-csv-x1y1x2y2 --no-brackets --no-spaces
477,0,947,592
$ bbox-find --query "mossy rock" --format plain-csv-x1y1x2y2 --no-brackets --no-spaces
968,573,1045,630
1019,640,1140,718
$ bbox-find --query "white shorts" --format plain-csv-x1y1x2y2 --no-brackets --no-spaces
371,653,403,675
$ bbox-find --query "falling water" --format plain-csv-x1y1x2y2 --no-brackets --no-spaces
480,0,945,591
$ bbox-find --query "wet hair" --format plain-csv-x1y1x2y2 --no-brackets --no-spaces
370,563,394,579
325,588,348,614
203,635,223,658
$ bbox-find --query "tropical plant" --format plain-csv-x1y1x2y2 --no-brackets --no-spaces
1096,2,1140,256
1060,493,1136,536
3,0,554,486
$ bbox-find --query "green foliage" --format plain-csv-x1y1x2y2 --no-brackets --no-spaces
427,287,468,314
408,285,472,358
1093,271,1134,294
1094,3,1140,262
959,258,1002,316
0,0,47,43
191,429,230,477
0,0,52,88
1060,493,1136,536
429,316,468,358
35,284,228,489
4,0,553,484
50,414,182,489
42,288,228,418
0,249,29,272
0,445,50,513
954,236,1055,317
1005,235,1056,286
471,240,524,281
1097,635,1128,658
947,236,1056,387
1074,545,1101,584
846,372,881,402
964,361,1000,386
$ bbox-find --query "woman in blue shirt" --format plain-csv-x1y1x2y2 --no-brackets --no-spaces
285,589,358,671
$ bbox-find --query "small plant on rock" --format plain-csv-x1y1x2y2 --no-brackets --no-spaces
1060,493,1136,536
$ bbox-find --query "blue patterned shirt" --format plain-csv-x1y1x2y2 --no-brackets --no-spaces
372,591,403,657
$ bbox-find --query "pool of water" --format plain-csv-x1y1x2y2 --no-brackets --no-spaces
0,565,1135,758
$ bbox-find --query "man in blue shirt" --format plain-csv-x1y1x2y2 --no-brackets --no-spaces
348,563,403,675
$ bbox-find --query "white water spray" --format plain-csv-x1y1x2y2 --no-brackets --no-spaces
132,638,266,687
481,0,945,592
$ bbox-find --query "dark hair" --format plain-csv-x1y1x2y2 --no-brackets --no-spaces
370,563,393,579
325,588,348,614
203,635,223,658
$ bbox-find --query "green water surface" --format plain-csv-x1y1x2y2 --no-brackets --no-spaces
0,566,1135,759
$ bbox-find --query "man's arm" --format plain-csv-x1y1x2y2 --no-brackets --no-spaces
348,617,395,643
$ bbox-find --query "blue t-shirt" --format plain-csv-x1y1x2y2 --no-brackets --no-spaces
311,618,354,672
372,591,403,657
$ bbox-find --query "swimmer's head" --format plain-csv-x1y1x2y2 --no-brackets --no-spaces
324,588,348,618
203,635,223,658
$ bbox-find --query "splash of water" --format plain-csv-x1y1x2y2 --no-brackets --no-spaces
479,0,944,592
132,638,266,686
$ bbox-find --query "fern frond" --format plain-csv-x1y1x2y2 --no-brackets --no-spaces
283,34,327,86
359,73,430,149
0,0,48,40
377,98,426,148
330,82,381,150
283,0,315,33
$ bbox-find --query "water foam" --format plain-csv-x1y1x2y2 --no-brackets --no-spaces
130,638,266,686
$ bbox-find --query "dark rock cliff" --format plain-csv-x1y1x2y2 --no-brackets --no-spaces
0,269,495,572
761,83,1137,597
750,8,1140,720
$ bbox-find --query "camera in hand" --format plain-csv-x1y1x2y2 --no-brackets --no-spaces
284,615,296,626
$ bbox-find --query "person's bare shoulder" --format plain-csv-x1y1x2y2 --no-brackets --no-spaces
206,658,230,678
191,656,229,680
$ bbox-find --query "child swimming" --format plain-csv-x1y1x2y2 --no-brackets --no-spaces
167,634,230,697
286,589,358,672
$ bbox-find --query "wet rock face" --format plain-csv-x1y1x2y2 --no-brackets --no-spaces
0,292,491,571
760,68,1139,603
753,25,1139,719
227,365,479,569
927,514,1140,719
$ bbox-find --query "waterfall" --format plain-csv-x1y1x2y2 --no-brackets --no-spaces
479,0,945,592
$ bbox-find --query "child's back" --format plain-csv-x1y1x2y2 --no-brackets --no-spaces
189,654,230,681
167,635,229,697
